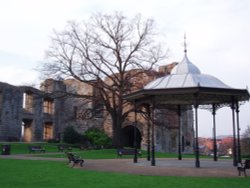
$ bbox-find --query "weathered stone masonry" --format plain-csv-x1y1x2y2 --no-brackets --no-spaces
0,83,45,141
0,63,194,152
0,79,103,142
0,82,23,141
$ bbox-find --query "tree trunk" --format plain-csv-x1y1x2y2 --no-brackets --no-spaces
111,112,123,148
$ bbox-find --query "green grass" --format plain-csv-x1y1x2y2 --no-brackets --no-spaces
0,159,249,188
36,149,119,159
2,142,60,154
0,143,248,188
31,149,218,160
1,142,226,160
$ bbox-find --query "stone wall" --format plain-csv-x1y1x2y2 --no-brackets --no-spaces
0,82,22,141
0,62,194,152
40,79,105,140
0,82,58,142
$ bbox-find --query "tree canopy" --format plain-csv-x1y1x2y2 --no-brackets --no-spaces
40,12,167,146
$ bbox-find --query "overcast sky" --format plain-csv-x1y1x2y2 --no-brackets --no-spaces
0,0,249,137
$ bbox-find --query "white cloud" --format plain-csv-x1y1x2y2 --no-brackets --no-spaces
0,50,39,85
0,0,86,59
0,67,38,85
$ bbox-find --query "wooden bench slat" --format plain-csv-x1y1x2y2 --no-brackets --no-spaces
117,148,141,158
58,145,72,152
28,146,46,153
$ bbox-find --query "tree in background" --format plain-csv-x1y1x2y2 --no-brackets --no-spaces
40,12,167,147
63,126,83,144
218,137,233,156
241,125,250,157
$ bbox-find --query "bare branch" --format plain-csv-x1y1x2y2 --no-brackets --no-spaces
39,12,168,146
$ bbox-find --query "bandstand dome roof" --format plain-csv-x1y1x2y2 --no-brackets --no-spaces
144,54,231,90
124,52,249,105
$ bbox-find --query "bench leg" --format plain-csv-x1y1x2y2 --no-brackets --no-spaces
80,160,84,167
68,161,75,168
69,161,84,167
238,168,246,176
238,169,241,176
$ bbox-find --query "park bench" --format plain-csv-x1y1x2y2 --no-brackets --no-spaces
66,152,84,167
237,159,250,176
117,148,141,158
57,144,72,152
28,145,46,153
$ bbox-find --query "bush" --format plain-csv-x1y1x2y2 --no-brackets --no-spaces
47,139,60,143
62,126,84,144
7,136,19,142
84,128,112,148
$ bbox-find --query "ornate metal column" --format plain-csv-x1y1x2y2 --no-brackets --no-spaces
133,100,138,163
150,102,155,166
231,99,237,166
178,105,182,160
147,105,151,161
212,104,218,161
236,101,242,163
194,104,200,168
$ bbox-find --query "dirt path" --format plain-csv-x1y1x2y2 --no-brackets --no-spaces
80,158,239,177
0,154,240,177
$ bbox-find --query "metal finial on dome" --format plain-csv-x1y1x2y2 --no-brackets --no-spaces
170,34,201,75
184,33,187,54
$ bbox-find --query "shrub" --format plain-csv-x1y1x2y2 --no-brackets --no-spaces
84,128,112,148
47,139,60,143
7,136,19,142
62,126,83,144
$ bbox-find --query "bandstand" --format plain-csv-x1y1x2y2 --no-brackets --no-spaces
124,47,249,168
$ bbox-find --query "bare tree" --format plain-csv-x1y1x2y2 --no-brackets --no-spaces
40,12,167,147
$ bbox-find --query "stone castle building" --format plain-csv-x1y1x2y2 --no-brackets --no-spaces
0,63,194,152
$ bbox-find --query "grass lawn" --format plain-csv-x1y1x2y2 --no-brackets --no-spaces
1,142,218,159
2,142,61,154
0,143,249,187
0,158,249,188
35,149,207,159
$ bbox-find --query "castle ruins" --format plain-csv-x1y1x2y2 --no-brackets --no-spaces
0,63,194,152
